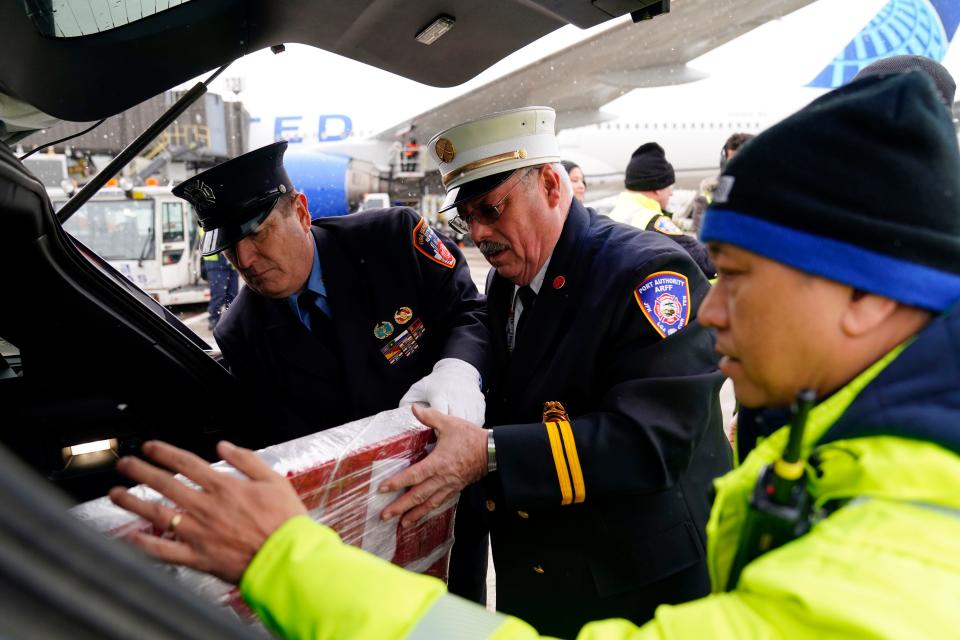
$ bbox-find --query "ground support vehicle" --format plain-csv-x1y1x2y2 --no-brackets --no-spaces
55,186,210,307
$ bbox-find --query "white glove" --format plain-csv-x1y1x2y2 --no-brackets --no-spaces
400,358,486,425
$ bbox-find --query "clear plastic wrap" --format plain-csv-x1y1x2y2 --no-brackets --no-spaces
70,406,457,623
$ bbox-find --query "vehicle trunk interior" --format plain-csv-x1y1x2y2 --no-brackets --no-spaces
0,141,277,503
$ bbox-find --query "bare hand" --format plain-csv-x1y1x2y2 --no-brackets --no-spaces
379,404,488,528
108,440,306,584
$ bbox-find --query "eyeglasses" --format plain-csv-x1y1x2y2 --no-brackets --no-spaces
449,168,535,235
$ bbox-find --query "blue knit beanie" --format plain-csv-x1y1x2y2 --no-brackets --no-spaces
701,72,960,311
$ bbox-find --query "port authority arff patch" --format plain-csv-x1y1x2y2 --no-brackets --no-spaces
653,215,684,235
634,271,691,338
413,218,456,268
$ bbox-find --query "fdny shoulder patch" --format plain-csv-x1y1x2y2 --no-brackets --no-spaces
413,218,456,268
653,215,684,236
634,271,691,338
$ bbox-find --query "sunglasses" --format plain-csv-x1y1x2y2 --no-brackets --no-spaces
449,168,535,235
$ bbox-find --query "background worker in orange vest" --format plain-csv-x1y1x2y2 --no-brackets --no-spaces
402,138,420,172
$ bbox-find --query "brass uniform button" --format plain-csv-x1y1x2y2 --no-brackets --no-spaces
532,565,545,574
485,499,496,512
517,510,529,519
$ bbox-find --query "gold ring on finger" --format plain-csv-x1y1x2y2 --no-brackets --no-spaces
167,512,183,533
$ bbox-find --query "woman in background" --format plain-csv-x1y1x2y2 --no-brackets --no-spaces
561,159,586,202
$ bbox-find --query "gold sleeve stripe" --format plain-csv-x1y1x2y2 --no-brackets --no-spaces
557,420,585,504
545,421,573,506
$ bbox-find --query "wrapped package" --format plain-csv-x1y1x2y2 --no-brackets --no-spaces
70,406,456,623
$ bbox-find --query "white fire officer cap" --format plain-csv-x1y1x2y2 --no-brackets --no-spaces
429,106,561,212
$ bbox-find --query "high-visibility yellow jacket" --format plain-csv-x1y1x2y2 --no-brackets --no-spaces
240,309,960,639
605,191,716,279
607,191,664,230
198,227,232,265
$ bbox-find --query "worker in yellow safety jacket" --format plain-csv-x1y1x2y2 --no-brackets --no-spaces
607,142,715,277
109,72,960,639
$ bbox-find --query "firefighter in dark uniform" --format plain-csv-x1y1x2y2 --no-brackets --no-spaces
172,141,489,442
379,107,732,639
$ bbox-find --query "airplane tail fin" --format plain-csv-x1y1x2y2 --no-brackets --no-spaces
808,0,960,89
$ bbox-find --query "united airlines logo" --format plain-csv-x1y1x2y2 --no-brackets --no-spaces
808,0,960,89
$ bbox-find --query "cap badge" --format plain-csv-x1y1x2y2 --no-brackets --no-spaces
182,180,216,211
435,138,456,163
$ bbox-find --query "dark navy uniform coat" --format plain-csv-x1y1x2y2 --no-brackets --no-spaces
467,199,731,638
643,214,717,278
214,207,488,442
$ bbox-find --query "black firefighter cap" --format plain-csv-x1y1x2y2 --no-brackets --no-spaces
173,141,294,256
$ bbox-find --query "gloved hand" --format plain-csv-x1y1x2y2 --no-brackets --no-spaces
399,358,485,425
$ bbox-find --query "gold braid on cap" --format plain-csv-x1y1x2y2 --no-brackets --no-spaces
441,149,528,186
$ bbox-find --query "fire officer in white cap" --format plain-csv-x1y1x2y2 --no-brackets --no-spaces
375,107,732,637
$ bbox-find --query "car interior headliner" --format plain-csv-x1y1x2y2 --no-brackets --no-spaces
0,0,650,123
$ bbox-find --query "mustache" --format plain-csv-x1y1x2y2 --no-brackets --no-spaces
478,240,511,256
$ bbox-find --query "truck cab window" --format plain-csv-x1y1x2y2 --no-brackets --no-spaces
162,202,185,243
63,199,155,261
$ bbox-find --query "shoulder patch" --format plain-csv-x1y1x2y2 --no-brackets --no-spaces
634,271,691,338
653,215,684,235
412,218,456,268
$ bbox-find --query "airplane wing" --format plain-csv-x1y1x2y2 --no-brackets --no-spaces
375,0,818,139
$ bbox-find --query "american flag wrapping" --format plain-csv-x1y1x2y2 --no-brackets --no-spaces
70,407,456,622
